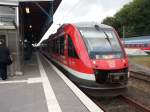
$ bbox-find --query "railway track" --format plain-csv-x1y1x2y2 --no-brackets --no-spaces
129,70,150,98
130,71,150,82
91,71,150,112
93,95,150,112
126,71,150,111
120,95,150,112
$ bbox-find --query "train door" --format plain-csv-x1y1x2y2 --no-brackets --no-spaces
65,34,69,66
66,34,79,70
63,34,68,65
59,35,66,64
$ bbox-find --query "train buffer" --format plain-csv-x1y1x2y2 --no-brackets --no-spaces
0,53,103,112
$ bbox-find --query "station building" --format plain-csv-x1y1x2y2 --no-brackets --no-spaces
0,0,61,76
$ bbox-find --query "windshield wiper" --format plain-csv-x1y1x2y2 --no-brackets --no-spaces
100,28,114,52
103,31,112,46
95,25,112,47
95,25,115,54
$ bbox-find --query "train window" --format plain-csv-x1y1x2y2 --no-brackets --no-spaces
52,39,57,53
47,41,51,52
60,36,65,55
56,38,59,53
78,27,124,59
68,36,79,58
144,44,148,47
52,39,55,53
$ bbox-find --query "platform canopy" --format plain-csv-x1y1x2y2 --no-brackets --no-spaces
0,5,16,29
0,0,62,43
0,0,55,6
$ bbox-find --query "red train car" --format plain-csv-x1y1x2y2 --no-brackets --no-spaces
42,22,129,96
123,36,150,52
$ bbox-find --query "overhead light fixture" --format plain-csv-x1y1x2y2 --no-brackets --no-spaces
29,25,32,28
25,7,30,14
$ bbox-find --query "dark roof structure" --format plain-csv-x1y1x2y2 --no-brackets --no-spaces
19,0,62,43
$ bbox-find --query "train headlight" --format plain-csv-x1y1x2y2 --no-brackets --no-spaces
93,61,96,64
122,59,127,66
122,59,126,63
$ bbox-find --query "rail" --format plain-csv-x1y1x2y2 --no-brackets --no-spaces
130,70,150,82
120,95,150,112
92,95,150,112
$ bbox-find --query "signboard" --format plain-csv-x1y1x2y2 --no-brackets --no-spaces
0,22,16,29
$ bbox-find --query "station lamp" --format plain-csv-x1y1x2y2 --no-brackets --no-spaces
29,25,32,28
25,7,30,14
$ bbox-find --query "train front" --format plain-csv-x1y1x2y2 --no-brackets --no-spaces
77,23,129,96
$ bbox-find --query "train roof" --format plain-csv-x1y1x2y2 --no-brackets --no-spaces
75,22,112,29
64,22,113,29
50,22,114,40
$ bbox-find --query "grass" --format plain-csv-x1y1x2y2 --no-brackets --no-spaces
129,55,150,68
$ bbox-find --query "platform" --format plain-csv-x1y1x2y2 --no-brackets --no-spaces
0,52,103,112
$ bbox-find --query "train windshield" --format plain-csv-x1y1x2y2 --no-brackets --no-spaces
79,27,124,59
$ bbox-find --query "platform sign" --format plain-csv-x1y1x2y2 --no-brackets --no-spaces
0,22,16,30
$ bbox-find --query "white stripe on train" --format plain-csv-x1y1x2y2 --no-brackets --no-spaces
50,57,96,81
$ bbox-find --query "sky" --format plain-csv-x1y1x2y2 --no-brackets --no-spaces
38,0,133,44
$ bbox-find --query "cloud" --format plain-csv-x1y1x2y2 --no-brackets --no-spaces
53,0,132,24
39,0,133,44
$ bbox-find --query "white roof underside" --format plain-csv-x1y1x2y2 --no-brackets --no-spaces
0,0,54,6
74,22,112,29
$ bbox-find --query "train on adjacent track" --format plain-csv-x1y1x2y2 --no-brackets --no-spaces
123,36,150,52
40,22,129,96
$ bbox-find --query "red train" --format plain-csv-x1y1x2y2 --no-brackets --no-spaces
41,22,129,96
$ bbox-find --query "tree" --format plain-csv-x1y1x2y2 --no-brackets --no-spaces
102,0,150,38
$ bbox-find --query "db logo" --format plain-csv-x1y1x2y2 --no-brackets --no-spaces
107,60,116,68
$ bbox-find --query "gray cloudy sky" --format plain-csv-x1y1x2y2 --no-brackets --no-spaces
39,0,132,44
53,0,133,24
